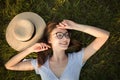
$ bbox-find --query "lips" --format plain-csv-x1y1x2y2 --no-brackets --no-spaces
59,42,68,46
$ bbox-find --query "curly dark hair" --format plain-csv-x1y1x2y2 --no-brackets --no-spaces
37,21,82,67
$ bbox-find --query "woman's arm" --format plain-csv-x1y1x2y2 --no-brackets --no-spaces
57,20,110,63
5,43,51,71
73,23,110,63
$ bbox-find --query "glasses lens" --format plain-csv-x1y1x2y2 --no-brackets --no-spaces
65,32,70,39
56,33,63,39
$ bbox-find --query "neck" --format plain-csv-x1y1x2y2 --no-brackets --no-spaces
51,49,67,62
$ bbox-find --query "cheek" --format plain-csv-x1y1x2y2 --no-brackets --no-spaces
68,39,70,45
51,41,59,48
49,37,59,45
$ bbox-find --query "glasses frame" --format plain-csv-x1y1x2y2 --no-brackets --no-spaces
55,32,71,39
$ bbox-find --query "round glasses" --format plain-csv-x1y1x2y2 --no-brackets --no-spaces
55,32,71,39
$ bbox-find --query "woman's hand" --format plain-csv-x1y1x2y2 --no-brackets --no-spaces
57,20,77,30
28,43,51,53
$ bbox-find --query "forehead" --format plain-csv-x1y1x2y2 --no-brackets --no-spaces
51,28,68,34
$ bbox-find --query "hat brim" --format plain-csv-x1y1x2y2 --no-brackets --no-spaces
6,12,46,51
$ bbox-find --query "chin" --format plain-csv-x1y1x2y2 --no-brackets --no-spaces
60,46,68,50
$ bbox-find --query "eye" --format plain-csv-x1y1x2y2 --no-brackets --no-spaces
56,33,63,39
57,33,63,39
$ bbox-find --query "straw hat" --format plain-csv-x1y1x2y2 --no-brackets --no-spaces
6,12,46,51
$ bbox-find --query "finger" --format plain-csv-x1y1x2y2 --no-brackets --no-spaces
39,43,49,50
56,25,61,28
46,44,51,49
41,44,46,49
43,45,48,49
42,43,51,48
56,25,65,29
59,23,65,27
42,43,49,50
62,20,68,23
45,44,51,48
47,45,51,48
61,22,67,26
38,43,44,50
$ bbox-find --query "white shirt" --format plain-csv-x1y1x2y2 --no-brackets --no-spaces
31,48,85,80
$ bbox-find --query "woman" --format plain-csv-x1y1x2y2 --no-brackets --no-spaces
5,20,110,80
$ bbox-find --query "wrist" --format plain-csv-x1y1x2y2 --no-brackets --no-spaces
72,23,80,30
24,48,33,54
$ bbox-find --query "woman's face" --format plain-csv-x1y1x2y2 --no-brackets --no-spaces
49,28,70,50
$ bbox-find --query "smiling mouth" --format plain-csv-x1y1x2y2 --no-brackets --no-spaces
60,43,68,45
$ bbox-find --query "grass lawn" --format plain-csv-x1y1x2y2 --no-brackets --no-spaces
0,0,120,80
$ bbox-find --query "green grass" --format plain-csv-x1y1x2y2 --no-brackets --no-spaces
0,0,120,80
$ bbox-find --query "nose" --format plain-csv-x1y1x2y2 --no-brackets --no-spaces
62,36,69,41
61,36,70,45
